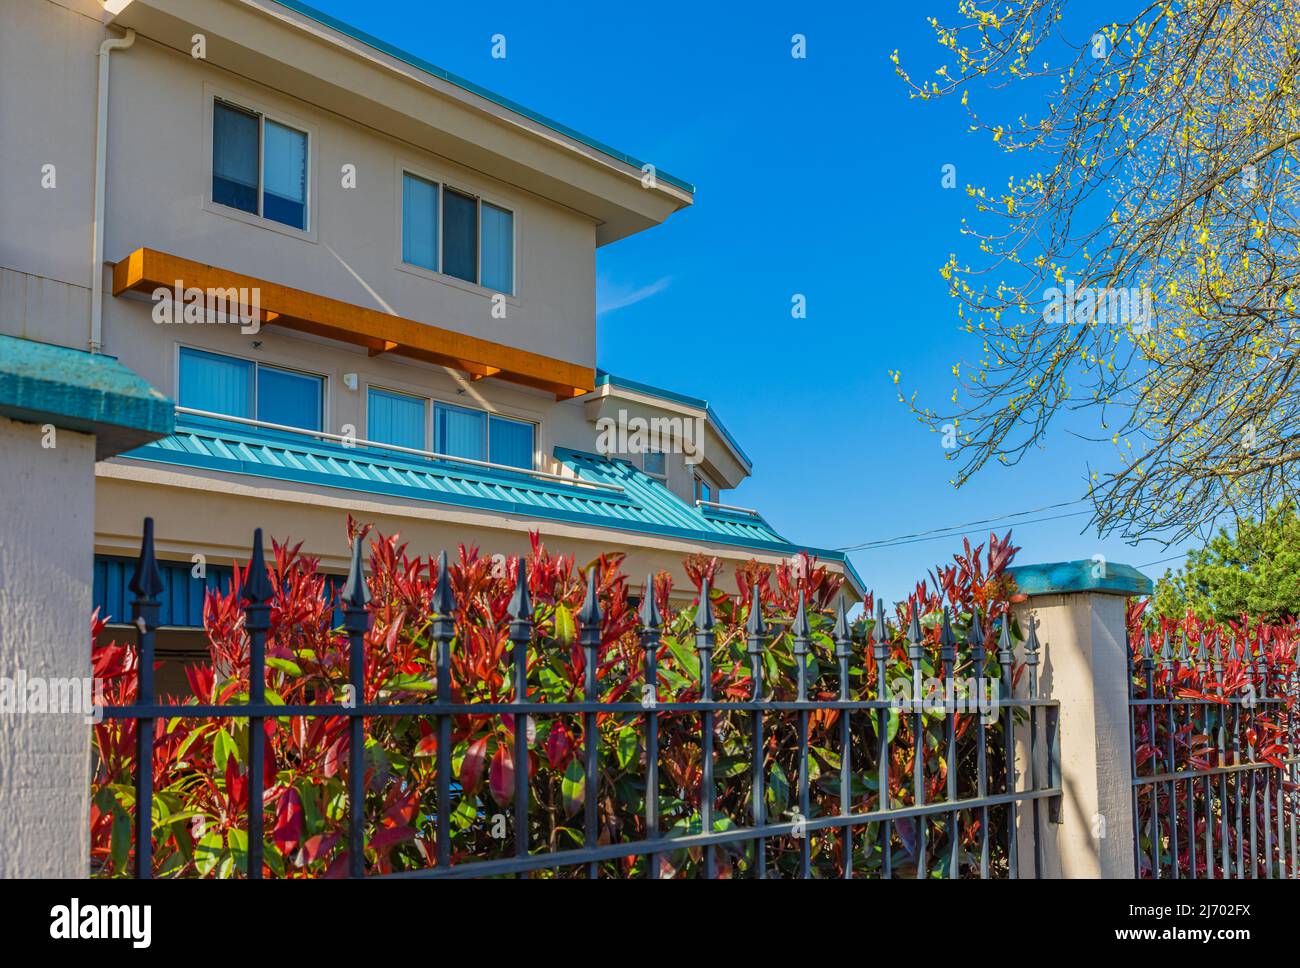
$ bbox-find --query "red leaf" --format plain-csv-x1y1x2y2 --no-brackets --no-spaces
272,788,304,854
460,736,488,797
545,723,572,771
489,743,514,807
298,832,338,866
368,824,415,854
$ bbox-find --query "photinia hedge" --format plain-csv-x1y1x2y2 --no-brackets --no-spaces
91,522,1027,878
1127,600,1299,878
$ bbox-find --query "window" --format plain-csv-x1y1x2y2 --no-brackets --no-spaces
435,403,487,462
368,388,426,450
400,171,514,294
480,202,514,293
212,100,309,230
178,347,323,431
434,402,534,470
489,415,534,469
695,475,713,504
258,366,322,430
644,450,667,479
402,173,438,271
178,347,252,418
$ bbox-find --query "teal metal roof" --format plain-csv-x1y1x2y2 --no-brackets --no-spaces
118,414,863,592
0,335,173,459
269,1,694,194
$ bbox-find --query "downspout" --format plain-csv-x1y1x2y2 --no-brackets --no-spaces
90,28,136,354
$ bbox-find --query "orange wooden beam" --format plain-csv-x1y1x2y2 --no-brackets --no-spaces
112,248,595,398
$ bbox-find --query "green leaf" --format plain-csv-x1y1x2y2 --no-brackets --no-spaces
554,605,576,645
766,762,789,818
227,827,249,875
213,727,239,770
616,727,638,770
110,805,131,875
195,831,224,877
561,759,584,817
665,637,700,680
265,656,302,676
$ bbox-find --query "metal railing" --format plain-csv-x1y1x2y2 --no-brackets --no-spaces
173,406,625,494
1128,628,1300,878
101,516,1062,879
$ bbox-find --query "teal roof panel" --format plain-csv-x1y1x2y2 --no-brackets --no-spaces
118,414,863,592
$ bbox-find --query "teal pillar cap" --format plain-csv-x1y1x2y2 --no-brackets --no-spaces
1006,560,1152,597
0,335,173,459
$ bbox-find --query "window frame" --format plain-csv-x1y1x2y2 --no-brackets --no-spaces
204,86,317,241
175,344,326,432
428,400,536,470
643,449,668,480
395,159,518,297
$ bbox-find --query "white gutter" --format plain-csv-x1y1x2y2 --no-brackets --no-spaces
90,28,136,354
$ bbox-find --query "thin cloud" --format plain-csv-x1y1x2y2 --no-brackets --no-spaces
596,276,672,315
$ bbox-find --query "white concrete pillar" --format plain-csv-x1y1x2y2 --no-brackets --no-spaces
0,418,97,877
0,335,171,876
1007,561,1151,878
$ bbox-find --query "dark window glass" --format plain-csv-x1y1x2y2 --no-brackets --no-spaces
212,102,259,214
442,188,478,283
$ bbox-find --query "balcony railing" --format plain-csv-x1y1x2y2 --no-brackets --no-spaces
173,406,624,494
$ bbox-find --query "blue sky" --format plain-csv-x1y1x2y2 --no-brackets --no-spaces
297,0,1193,605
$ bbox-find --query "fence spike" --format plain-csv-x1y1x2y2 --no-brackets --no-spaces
906,605,924,663
792,589,811,641
578,566,603,629
129,516,164,600
745,581,766,642
1159,630,1173,664
695,578,715,633
833,592,853,657
509,558,532,621
1024,615,1041,663
939,606,957,662
341,533,370,609
996,614,1013,659
242,527,274,606
968,606,986,659
431,550,454,616
1174,633,1190,665
639,574,661,630
872,598,891,662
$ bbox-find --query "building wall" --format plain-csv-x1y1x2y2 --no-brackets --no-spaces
1,0,598,366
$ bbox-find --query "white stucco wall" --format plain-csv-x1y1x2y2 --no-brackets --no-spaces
0,415,96,877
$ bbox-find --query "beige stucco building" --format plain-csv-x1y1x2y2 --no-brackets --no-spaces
2,0,864,671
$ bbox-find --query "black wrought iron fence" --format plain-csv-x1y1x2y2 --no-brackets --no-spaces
1128,628,1300,878
100,517,1062,878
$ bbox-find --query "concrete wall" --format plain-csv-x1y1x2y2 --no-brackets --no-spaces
0,415,96,877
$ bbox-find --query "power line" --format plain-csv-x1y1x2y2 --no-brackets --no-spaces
835,499,1090,552
1136,553,1187,569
